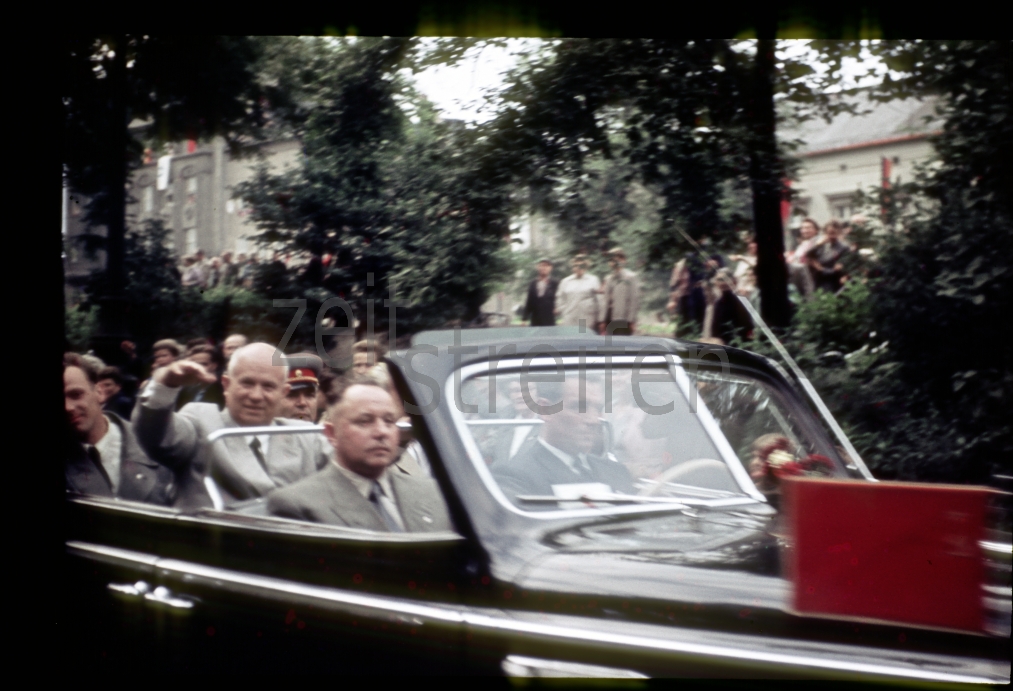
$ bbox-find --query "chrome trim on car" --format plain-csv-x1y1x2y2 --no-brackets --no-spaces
66,540,1004,683
665,358,767,500
981,540,1012,558
502,654,649,678
207,425,326,443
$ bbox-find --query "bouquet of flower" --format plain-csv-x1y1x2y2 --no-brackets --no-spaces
750,435,835,492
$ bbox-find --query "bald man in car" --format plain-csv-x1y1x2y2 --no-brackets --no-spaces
133,342,332,509
267,375,452,532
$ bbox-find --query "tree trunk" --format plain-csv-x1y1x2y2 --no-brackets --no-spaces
748,38,792,328
90,36,131,365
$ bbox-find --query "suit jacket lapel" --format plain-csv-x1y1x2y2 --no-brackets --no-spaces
390,471,427,532
111,414,159,501
214,411,277,499
65,445,114,497
535,442,588,485
264,425,305,486
322,464,387,531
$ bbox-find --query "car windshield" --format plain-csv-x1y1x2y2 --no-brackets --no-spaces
454,357,843,514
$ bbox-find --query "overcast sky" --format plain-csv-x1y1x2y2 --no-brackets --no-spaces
411,40,889,124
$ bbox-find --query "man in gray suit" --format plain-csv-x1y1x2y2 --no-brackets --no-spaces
133,342,331,509
268,376,453,533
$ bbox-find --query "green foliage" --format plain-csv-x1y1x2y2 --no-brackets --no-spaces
80,220,288,355
791,280,874,353
737,41,1012,484
65,305,97,353
235,38,516,335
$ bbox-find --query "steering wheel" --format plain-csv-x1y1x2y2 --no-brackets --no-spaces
639,458,735,496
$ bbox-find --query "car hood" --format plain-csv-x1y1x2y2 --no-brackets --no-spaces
511,507,789,612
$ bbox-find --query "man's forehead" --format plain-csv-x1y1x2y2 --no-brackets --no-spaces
232,356,286,379
64,366,91,387
337,385,394,413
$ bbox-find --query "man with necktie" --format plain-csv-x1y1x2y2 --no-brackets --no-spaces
133,342,332,509
491,375,634,508
267,375,454,533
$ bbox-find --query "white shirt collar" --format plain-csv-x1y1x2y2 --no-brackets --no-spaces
92,415,123,494
537,438,587,475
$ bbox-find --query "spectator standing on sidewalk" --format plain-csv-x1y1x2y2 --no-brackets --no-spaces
522,258,558,327
787,218,820,299
181,255,203,288
667,240,723,337
220,252,239,286
601,248,641,336
555,254,601,329
729,238,758,301
206,257,221,289
708,269,754,345
806,219,852,293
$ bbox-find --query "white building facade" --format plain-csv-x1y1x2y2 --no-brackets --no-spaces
782,92,943,229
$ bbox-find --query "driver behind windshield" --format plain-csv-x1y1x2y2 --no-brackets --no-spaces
491,374,634,506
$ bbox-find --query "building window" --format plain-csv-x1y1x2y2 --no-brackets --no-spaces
185,228,198,255
827,193,857,220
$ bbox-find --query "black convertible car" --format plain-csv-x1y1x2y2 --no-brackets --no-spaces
63,328,1010,679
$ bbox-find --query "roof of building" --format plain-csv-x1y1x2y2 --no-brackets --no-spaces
780,90,944,156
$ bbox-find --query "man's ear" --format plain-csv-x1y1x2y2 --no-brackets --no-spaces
282,383,291,398
221,374,231,392
95,382,110,405
323,420,338,449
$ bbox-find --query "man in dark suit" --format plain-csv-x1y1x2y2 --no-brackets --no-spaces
492,375,634,508
133,342,332,509
268,376,453,533
64,353,176,505
522,258,558,326
97,365,136,420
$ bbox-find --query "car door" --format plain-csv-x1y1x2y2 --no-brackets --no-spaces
62,445,477,673
390,335,1010,681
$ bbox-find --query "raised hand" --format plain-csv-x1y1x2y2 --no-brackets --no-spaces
154,359,218,388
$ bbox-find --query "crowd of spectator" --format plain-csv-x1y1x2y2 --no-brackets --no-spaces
179,249,263,290
666,216,863,343
64,219,863,529
522,247,642,337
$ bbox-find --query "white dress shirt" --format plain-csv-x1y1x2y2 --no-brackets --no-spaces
89,415,123,494
538,438,591,477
